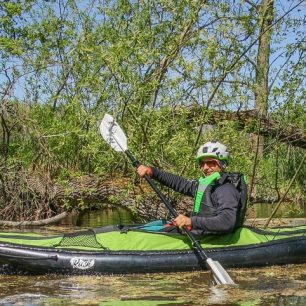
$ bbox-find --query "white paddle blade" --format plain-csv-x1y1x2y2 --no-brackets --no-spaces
206,258,235,285
99,114,128,152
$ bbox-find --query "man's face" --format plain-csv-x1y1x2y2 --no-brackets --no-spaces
200,158,222,177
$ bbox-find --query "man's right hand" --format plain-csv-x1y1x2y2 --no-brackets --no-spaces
137,165,152,177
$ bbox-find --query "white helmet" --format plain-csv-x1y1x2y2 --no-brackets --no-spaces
196,141,229,165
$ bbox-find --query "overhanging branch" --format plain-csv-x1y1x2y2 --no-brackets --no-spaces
183,106,306,149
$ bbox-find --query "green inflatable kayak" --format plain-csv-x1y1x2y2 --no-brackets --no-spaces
0,221,305,274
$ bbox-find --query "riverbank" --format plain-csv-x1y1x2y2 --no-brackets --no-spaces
245,218,306,227
1,173,305,226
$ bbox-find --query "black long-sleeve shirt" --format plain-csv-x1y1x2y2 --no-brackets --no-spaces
151,167,240,235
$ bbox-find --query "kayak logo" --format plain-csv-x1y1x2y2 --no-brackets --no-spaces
70,257,95,270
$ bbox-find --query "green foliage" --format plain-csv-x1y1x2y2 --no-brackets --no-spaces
0,0,305,208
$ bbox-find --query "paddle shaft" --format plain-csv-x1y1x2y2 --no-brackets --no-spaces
125,150,208,261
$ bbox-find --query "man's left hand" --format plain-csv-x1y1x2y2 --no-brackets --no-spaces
173,215,192,228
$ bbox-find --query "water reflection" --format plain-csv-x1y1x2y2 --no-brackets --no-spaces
75,202,306,229
254,202,306,218
77,206,136,228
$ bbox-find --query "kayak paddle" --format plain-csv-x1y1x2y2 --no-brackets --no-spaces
99,113,235,285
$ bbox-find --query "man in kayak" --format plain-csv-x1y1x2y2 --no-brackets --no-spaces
137,141,247,235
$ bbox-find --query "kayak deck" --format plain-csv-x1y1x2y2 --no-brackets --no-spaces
0,223,305,251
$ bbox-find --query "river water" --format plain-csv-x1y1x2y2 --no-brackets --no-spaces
0,264,305,305
0,204,305,305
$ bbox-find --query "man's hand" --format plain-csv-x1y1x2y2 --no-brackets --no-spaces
173,214,192,228
136,165,153,177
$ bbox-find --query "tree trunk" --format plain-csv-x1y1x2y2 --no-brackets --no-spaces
249,0,275,198
254,0,274,156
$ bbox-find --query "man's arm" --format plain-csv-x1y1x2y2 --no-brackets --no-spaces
151,167,198,197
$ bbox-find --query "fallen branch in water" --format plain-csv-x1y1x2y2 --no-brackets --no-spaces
0,211,68,228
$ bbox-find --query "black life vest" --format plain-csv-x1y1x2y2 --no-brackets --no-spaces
192,172,247,228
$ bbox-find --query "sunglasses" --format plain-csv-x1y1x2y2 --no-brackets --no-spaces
200,160,220,167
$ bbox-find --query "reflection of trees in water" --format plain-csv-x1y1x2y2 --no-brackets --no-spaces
77,206,135,228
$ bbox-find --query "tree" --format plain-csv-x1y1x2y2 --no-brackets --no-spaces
0,0,305,221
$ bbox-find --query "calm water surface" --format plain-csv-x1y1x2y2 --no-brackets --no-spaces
0,205,305,305
0,264,305,305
